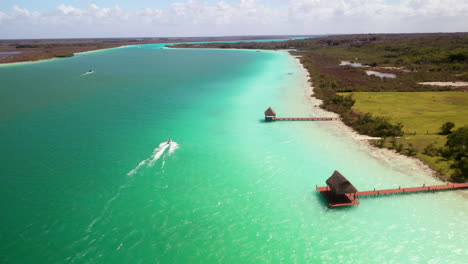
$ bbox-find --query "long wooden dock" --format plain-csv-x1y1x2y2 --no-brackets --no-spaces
355,182,468,197
274,117,339,121
316,182,468,207
264,107,339,122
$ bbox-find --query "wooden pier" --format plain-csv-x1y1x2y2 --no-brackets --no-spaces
317,171,468,207
264,107,338,122
355,182,468,196
275,117,339,121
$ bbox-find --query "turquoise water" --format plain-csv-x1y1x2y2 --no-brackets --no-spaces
0,44,467,263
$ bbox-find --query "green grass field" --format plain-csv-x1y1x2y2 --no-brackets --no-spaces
340,91,468,180
341,92,468,134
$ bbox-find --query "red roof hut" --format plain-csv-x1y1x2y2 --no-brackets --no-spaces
317,171,360,207
264,107,277,121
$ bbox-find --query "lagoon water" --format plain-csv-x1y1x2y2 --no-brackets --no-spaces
0,44,467,263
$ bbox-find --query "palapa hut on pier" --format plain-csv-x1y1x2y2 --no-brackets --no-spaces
326,170,358,195
264,107,276,121
317,170,360,207
317,171,468,207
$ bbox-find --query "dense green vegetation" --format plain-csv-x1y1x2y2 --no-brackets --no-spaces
15,44,40,48
440,122,455,135
173,33,468,74
171,33,468,181
442,126,468,182
54,53,74,58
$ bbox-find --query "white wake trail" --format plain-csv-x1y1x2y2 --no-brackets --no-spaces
148,142,170,167
81,71,94,76
127,160,147,176
168,142,179,155
127,141,179,175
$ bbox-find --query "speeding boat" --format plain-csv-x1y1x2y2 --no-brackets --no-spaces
88,69,94,73
167,139,173,144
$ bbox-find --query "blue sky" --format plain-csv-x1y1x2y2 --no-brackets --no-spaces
0,0,289,11
0,1,176,11
0,0,467,39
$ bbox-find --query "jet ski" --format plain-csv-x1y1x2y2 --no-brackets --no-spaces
167,139,173,144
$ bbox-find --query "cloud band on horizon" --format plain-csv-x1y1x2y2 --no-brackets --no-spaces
0,0,467,39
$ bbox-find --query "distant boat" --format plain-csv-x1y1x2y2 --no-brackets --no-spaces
167,139,173,144
82,69,94,76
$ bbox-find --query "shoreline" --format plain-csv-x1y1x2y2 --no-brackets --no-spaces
0,37,297,66
0,45,130,67
0,57,60,67
73,45,130,56
290,55,443,184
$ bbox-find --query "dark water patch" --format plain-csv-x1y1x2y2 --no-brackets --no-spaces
340,61,367,68
365,70,396,78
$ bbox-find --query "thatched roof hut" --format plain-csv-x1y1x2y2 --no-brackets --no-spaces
265,107,276,116
326,170,358,194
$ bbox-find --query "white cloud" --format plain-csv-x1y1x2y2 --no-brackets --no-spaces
0,11,8,21
12,5,31,16
401,0,468,17
57,4,83,16
0,0,466,38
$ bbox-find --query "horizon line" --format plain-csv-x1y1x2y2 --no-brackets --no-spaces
1,31,468,41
